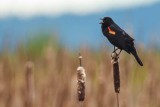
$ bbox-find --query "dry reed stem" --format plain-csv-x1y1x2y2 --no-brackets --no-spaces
25,61,35,107
77,54,86,102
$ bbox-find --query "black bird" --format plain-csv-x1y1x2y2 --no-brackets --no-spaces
100,17,143,66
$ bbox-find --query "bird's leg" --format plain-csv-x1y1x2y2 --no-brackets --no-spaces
113,46,119,53
111,46,119,57
117,50,122,56
111,47,120,59
112,47,122,57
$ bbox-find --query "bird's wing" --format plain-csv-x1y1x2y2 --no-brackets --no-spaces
109,24,134,41
109,23,135,51
109,23,123,33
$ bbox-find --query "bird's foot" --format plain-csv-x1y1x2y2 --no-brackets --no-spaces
111,52,119,64
111,49,122,63
111,49,119,57
111,51,119,59
111,48,122,57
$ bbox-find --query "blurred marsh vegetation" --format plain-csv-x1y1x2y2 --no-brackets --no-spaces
0,34,159,107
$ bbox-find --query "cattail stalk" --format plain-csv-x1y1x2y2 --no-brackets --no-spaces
25,61,35,107
111,52,120,107
77,53,86,102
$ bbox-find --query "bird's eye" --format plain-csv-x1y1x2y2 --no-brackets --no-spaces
103,18,107,22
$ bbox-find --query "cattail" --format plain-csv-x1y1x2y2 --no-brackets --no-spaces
25,61,35,107
77,54,86,102
111,52,120,93
111,52,120,107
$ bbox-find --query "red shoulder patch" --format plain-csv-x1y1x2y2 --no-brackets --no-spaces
108,27,116,35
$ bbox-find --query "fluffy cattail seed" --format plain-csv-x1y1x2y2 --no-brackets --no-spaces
77,54,86,101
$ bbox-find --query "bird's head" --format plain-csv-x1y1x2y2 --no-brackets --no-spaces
99,17,113,26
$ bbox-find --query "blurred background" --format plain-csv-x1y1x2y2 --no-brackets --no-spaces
0,0,160,107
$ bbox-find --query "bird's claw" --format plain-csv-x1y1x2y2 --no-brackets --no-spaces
111,52,119,59
111,48,122,58
111,51,120,64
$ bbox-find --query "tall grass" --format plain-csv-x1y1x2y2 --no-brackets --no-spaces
0,38,159,107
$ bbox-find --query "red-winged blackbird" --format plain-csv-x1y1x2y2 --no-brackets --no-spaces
100,17,143,66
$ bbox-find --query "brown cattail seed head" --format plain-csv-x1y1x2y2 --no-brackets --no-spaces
111,53,120,93
77,66,86,101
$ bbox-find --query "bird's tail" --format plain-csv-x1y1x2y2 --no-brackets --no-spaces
131,49,143,66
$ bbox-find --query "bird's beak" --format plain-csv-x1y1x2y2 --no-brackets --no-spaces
99,18,103,24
